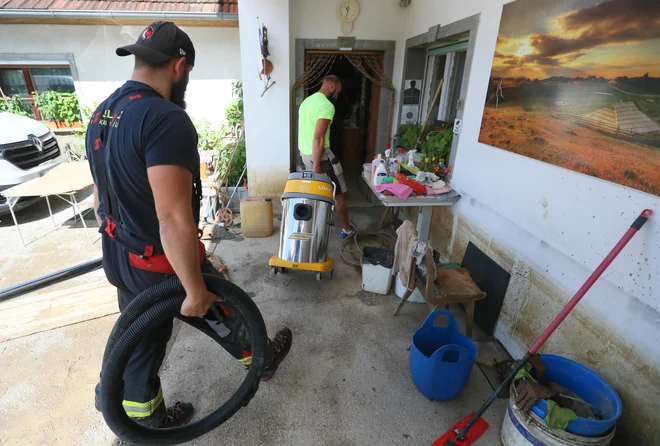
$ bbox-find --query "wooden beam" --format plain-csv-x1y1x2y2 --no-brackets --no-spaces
0,280,118,342
0,16,239,27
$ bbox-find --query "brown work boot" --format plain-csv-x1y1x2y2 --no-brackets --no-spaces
261,327,293,381
157,402,194,428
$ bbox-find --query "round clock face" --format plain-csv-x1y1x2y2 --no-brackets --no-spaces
338,0,359,23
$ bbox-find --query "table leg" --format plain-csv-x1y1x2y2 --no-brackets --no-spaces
466,301,475,339
45,196,56,227
393,288,413,316
416,206,433,244
71,193,94,245
7,198,26,246
377,207,391,230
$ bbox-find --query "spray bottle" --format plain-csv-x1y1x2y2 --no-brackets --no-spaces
407,149,418,167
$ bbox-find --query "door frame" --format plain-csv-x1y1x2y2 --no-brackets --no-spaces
293,39,396,172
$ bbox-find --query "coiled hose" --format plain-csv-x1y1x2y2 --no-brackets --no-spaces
100,273,268,445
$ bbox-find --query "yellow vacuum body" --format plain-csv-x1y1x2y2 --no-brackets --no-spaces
269,171,335,279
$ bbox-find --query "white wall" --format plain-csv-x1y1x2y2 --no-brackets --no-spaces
0,24,242,126
404,1,659,442
238,0,292,196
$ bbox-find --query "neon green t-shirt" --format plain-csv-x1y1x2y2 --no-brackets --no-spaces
298,92,335,156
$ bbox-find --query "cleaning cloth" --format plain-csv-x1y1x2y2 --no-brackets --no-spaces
374,183,413,200
545,400,579,430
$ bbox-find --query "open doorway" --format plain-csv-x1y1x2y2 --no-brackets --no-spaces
303,51,383,178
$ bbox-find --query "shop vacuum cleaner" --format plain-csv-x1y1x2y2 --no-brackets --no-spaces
269,171,335,281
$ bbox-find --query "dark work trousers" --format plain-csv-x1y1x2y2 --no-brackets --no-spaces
98,233,272,427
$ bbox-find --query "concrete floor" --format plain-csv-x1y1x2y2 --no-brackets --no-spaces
0,195,507,445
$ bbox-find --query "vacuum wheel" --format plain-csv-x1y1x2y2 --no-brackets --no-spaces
316,271,333,281
271,266,286,275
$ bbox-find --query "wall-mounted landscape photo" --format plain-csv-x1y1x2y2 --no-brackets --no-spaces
480,0,660,196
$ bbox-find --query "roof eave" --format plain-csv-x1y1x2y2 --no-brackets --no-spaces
0,9,239,27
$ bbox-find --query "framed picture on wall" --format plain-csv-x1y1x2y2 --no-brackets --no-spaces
479,0,660,197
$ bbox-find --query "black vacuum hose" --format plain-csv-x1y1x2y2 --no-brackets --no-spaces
100,273,268,445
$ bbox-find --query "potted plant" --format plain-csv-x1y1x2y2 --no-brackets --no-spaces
419,127,453,178
33,91,82,129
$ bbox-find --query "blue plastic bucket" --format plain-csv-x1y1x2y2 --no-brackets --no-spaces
409,309,477,400
531,354,622,437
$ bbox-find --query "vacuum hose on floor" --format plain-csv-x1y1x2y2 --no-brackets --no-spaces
0,262,268,445
101,273,268,445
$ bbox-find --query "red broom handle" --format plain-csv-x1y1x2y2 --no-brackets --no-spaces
529,209,653,354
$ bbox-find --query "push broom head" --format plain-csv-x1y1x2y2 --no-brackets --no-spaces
432,413,489,446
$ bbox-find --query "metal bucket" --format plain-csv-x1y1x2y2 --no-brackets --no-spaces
277,171,335,264
502,382,615,446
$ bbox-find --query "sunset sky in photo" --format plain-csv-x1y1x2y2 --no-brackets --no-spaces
492,0,660,79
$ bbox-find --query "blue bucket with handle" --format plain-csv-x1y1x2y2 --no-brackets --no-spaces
409,309,477,401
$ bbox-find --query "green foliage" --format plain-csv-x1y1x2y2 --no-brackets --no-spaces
217,138,246,187
397,123,422,150
196,119,224,151
419,128,453,174
0,96,33,118
223,82,244,137
73,102,99,140
33,91,82,125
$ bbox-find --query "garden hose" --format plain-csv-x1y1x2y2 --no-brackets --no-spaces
340,228,396,269
100,272,268,445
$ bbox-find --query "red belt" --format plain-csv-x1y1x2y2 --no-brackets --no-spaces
129,240,206,274
129,229,206,275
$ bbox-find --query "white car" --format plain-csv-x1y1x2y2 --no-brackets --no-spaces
0,112,67,215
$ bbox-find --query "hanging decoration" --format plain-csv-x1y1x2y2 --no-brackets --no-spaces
257,19,275,97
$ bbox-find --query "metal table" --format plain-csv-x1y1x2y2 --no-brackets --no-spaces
362,176,460,243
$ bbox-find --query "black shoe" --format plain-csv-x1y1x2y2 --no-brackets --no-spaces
157,402,194,428
261,327,292,381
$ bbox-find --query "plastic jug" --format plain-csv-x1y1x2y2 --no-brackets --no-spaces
409,310,477,400
240,196,273,237
371,154,384,183
373,160,388,186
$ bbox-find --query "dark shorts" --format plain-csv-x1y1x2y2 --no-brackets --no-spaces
301,148,347,195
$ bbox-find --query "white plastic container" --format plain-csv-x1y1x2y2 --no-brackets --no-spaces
361,247,394,295
371,154,384,183
362,162,373,180
407,149,417,166
394,274,425,303
373,160,388,186
502,382,615,446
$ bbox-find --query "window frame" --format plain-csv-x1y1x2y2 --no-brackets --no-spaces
0,64,74,121
0,53,80,122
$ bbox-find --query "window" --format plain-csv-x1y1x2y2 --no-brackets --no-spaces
420,42,468,126
0,65,75,120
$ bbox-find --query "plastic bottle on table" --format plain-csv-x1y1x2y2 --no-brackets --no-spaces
407,149,418,167
372,154,384,183
389,159,399,176
373,160,388,186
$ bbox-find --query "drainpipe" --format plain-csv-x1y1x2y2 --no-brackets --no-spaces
0,9,238,22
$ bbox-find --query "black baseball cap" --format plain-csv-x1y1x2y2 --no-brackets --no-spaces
116,21,195,67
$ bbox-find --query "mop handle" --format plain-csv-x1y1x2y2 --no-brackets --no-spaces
529,208,652,354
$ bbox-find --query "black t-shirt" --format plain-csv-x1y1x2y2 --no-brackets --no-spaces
86,80,199,245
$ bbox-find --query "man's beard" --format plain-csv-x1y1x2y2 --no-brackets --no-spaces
170,75,189,109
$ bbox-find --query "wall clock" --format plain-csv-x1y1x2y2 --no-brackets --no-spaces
337,0,360,35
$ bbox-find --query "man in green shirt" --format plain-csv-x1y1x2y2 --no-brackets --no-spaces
298,75,354,239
